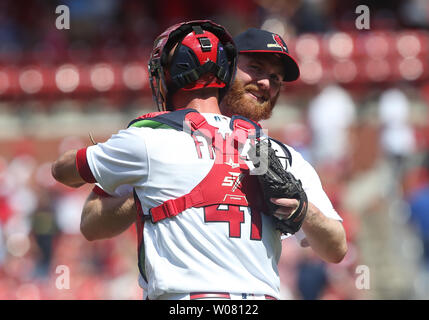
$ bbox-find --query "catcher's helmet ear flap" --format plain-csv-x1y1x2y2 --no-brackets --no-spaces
148,20,237,111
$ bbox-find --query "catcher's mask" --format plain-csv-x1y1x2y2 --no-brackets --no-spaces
148,20,237,111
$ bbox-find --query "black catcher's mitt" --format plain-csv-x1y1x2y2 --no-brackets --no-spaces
248,139,308,235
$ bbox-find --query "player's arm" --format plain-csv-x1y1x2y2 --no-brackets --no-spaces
302,201,347,263
77,128,148,240
81,191,136,241
273,198,347,263
51,149,86,188
53,128,148,241
271,145,347,264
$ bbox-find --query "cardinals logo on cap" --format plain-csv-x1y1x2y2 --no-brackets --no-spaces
273,34,287,52
266,34,287,52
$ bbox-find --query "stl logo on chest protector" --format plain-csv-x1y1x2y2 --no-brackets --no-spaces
222,172,242,189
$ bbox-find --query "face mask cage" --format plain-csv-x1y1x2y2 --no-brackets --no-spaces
148,57,170,111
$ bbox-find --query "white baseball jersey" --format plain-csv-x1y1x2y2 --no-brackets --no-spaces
77,113,341,300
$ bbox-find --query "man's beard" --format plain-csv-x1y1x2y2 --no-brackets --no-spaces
221,80,279,122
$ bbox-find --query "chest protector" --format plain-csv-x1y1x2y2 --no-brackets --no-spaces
128,109,273,221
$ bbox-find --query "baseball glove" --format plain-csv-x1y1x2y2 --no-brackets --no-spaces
247,139,308,235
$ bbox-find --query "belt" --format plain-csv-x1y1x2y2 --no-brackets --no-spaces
154,292,278,300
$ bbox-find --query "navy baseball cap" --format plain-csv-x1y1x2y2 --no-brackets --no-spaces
234,28,300,82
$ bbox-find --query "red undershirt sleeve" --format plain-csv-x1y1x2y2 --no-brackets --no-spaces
75,147,97,183
91,185,113,197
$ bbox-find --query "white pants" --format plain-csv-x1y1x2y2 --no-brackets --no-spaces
148,292,278,300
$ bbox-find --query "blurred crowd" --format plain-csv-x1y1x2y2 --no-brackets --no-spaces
273,83,429,299
0,0,429,300
1,0,428,62
0,150,142,299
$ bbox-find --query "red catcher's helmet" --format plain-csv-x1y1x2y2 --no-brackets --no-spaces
148,20,237,111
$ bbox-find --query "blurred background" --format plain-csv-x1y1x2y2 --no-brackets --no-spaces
0,0,428,300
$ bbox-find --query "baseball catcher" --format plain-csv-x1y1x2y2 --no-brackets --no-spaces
248,138,308,235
